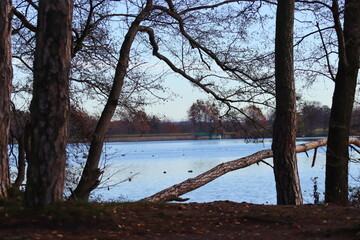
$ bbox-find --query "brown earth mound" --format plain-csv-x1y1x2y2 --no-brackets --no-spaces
0,201,359,239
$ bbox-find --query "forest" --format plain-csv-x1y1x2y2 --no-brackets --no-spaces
1,0,360,213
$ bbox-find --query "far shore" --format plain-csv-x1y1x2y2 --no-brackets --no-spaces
104,133,328,143
105,133,230,142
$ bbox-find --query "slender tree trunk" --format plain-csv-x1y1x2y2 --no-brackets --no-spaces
10,134,26,192
272,0,302,205
144,138,360,202
0,0,12,199
25,0,73,206
325,0,360,205
70,1,153,201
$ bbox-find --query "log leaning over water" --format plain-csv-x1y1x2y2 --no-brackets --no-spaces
142,138,360,202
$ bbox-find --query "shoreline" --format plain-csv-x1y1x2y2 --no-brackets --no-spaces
103,134,329,143
105,134,229,142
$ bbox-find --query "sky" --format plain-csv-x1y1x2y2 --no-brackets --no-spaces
144,74,335,122
144,75,210,121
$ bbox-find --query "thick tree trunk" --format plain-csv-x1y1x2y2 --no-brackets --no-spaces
25,0,73,206
326,0,360,205
272,0,302,205
0,0,12,199
70,2,153,201
143,138,360,202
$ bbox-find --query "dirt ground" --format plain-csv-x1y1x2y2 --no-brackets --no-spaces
0,201,359,240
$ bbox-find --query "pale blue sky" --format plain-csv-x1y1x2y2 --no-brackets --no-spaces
144,75,335,122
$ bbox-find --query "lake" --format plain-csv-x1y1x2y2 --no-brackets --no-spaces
76,138,360,204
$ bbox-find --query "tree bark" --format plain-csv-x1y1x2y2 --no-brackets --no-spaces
70,1,153,201
325,0,360,205
272,0,302,205
143,138,360,202
0,0,12,199
25,0,73,206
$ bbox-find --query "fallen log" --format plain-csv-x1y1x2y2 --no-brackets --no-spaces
142,137,360,202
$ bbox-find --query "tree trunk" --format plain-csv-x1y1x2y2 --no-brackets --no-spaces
0,0,12,199
70,2,153,201
325,0,360,205
143,138,360,202
10,134,26,192
25,0,73,206
272,0,302,205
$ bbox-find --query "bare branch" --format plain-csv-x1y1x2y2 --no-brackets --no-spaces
12,7,37,32
331,0,347,66
179,0,276,15
139,26,271,133
13,55,33,71
316,22,336,81
152,3,274,96
295,0,332,10
70,77,109,97
311,147,318,167
72,0,109,57
24,0,38,10
294,26,334,47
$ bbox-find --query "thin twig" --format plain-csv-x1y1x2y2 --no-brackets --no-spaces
311,147,318,167
261,160,273,168
349,144,360,155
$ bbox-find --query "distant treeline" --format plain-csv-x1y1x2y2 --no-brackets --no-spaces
105,101,360,139
11,101,360,143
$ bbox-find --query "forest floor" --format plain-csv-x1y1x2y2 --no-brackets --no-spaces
0,200,359,240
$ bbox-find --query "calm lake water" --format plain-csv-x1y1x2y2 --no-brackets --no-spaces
83,138,360,204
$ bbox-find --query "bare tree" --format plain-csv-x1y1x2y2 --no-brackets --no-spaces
188,100,221,133
293,0,360,205
70,0,154,200
325,0,360,205
25,0,73,206
241,105,269,139
131,111,151,136
272,0,302,205
0,0,12,199
298,101,330,136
